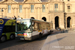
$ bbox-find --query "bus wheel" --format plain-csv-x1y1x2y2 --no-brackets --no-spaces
10,34,15,40
0,36,6,42
39,33,42,38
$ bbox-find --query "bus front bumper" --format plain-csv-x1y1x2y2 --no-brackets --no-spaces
18,36,32,40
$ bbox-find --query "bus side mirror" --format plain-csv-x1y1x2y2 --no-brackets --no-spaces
15,21,16,23
32,22,34,26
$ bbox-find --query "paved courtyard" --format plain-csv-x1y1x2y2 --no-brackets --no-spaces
41,30,75,50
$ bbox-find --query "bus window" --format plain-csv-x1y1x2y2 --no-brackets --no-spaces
16,20,31,32
32,22,39,31
17,23,28,31
3,26,15,33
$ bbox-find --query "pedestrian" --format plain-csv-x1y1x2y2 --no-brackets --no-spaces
14,16,16,20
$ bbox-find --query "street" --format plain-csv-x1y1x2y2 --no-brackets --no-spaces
41,30,75,50
0,35,48,50
1,30,74,50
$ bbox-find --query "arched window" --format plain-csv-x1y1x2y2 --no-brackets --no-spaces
40,0,48,2
42,17,46,21
55,16,59,28
14,0,24,2
67,17,71,28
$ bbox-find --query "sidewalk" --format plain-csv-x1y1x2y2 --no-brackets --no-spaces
41,30,75,50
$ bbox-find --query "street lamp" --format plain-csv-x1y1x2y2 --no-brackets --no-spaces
1,8,3,18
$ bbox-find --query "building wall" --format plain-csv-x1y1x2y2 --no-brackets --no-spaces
0,0,75,29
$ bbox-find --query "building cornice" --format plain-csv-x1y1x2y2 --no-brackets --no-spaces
0,2,49,4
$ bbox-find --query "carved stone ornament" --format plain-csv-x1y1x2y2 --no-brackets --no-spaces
13,0,26,3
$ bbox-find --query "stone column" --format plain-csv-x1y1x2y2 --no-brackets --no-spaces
24,8,26,19
35,7,38,19
14,8,16,17
4,8,7,17
48,14,50,22
12,8,15,17
38,7,41,20
26,8,27,18
66,17,67,29
64,14,66,29
70,17,72,28
52,13,55,29
37,7,39,20
15,8,18,18
25,7,29,18
28,8,30,18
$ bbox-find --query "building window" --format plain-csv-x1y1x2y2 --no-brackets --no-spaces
8,5,11,13
68,0,70,1
55,4,58,8
14,0,24,2
31,5,34,12
55,4,58,11
68,6,70,9
19,5,22,13
68,6,70,12
42,5,45,12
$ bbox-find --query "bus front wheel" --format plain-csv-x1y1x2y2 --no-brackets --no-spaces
0,36,6,42
10,34,15,40
39,33,42,38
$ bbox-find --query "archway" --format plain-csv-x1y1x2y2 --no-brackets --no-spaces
42,17,46,21
31,17,35,19
55,16,59,29
67,17,71,28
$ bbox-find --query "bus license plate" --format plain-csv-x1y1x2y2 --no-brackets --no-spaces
20,38,24,40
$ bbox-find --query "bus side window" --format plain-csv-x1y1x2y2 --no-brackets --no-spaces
3,26,15,33
38,23,41,31
32,22,38,31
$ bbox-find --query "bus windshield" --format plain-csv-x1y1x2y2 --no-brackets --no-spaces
17,20,31,32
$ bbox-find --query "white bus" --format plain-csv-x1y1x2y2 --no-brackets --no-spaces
16,19,53,40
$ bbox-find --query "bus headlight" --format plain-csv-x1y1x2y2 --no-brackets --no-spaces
27,33,31,37
23,33,31,37
15,33,17,37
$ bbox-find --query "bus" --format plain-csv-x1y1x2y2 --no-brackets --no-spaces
16,19,53,40
0,18,16,42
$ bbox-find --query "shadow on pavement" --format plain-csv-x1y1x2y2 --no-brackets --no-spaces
0,30,68,49
0,34,48,49
0,38,30,49
49,29,68,36
44,36,67,46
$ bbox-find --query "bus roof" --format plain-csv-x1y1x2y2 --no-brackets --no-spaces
16,19,51,23
31,19,51,23
0,18,13,20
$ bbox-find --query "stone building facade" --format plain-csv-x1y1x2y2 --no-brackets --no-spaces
0,0,75,29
